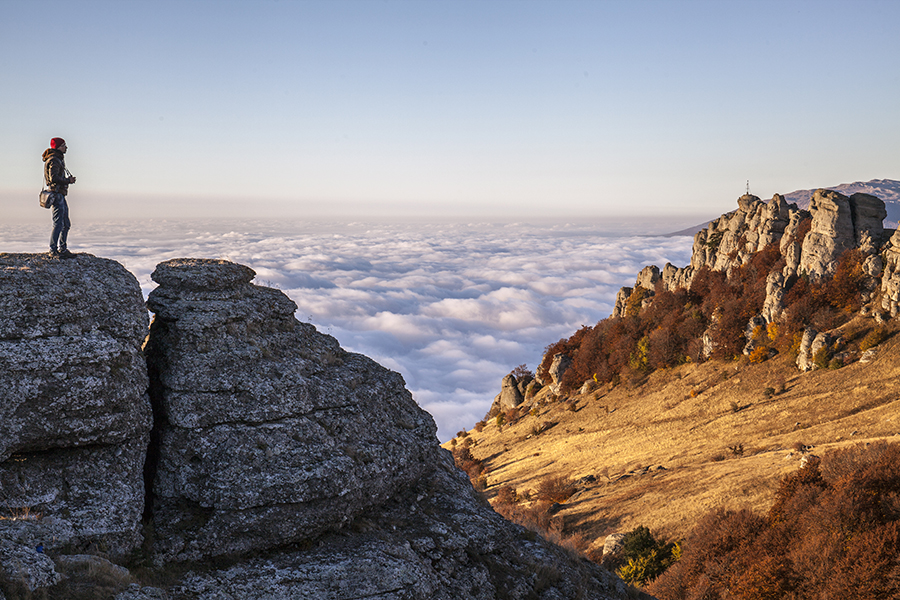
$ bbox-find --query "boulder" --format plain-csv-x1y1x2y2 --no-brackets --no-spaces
796,327,818,372
742,314,767,355
799,189,886,280
601,533,627,565
881,230,900,316
498,373,524,410
635,265,660,290
799,189,855,279
0,540,60,592
612,286,632,318
0,254,150,462
0,253,151,556
145,259,438,563
547,353,572,394
849,192,887,245
761,271,785,323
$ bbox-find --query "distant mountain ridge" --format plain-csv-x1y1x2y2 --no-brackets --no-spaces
669,178,900,236
784,178,900,224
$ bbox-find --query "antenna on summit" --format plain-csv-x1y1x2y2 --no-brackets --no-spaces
746,180,750,196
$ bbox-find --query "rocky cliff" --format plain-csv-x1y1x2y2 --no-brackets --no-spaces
0,254,151,558
0,254,630,599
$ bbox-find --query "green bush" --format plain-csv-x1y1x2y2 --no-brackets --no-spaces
616,526,680,586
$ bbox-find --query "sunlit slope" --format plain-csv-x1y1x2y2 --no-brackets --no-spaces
445,316,900,549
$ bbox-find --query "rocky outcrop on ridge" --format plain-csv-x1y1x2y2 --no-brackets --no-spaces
798,190,885,280
552,184,897,387
145,258,437,563
140,258,629,597
0,253,151,558
616,189,888,326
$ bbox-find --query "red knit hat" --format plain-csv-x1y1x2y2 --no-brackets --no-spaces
50,137,66,149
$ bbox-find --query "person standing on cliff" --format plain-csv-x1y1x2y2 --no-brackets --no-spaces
42,137,77,258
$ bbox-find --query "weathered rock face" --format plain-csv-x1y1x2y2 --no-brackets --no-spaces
145,259,438,563
0,254,151,556
498,373,524,410
690,194,803,276
881,230,900,317
547,353,572,394
167,452,629,600
799,189,886,280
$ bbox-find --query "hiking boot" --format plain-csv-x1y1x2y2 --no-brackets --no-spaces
48,249,60,258
58,249,76,259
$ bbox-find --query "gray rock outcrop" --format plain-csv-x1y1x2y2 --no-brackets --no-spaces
612,286,632,318
0,254,151,556
548,353,572,394
690,194,803,276
799,190,886,280
0,539,61,592
167,452,629,600
881,230,900,317
145,258,437,563
499,373,524,410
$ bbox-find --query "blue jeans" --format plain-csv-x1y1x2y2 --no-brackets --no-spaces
50,196,70,252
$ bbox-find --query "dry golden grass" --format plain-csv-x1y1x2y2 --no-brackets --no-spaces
444,316,900,553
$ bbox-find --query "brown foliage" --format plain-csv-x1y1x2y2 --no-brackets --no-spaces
648,442,900,600
538,241,872,394
452,445,485,480
535,475,577,503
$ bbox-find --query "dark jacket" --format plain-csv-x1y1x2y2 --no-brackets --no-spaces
42,148,70,195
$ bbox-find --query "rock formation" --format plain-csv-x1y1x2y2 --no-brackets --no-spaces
0,254,151,558
881,230,900,317
145,259,437,563
798,190,886,280
539,185,892,386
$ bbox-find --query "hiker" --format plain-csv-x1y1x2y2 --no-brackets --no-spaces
42,137,76,258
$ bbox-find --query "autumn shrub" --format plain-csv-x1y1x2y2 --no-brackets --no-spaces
493,499,554,533
511,363,534,379
748,346,769,363
647,442,900,600
452,446,485,480
626,285,650,317
859,326,887,352
812,347,831,370
535,476,577,503
495,485,517,506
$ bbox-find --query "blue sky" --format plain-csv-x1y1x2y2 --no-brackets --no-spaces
2,0,898,222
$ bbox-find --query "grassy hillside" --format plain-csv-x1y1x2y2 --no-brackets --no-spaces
443,315,900,555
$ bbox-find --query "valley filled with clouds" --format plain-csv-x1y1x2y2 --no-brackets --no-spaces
1,220,693,440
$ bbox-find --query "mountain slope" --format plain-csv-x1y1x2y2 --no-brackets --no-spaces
452,318,900,553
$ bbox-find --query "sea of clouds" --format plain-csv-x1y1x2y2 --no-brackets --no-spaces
1,219,694,441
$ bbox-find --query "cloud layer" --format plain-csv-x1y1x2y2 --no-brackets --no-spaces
1,219,693,441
